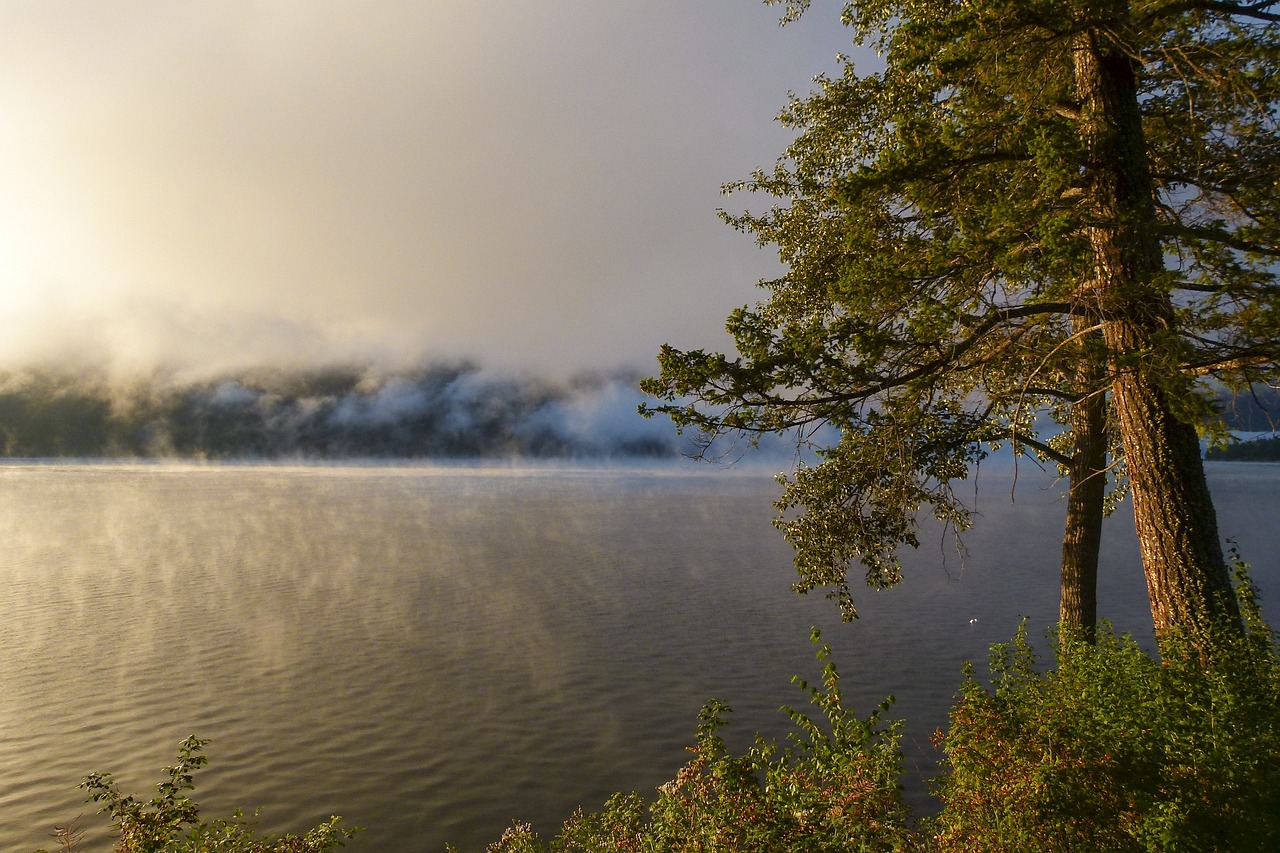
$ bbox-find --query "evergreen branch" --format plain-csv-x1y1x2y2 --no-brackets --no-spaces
757,302,1076,411
1163,224,1280,259
1140,1,1280,25
1173,280,1280,295
1181,345,1280,375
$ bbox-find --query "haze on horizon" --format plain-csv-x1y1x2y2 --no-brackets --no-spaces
0,0,860,381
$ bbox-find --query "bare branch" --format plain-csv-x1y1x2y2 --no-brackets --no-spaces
1009,429,1075,466
1164,224,1280,259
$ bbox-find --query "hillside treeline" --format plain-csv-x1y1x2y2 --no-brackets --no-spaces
0,364,679,459
0,365,1269,462
1207,436,1280,462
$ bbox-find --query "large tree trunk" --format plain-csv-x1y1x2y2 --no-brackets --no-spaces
1072,8,1239,643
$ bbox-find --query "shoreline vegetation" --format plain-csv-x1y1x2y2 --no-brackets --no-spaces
467,587,1280,853
44,573,1280,852
1207,435,1280,462
36,736,360,853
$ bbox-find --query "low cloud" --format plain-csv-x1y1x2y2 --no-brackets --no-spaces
0,362,686,459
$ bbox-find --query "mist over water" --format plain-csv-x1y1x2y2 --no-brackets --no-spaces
0,363,701,460
1,461,1276,852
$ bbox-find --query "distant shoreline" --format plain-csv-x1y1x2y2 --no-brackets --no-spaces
1206,435,1280,462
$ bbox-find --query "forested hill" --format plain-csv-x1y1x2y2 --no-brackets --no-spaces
1207,436,1280,462
1206,388,1280,461
0,365,1271,461
0,364,682,459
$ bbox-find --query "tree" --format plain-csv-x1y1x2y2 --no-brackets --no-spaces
642,0,1280,645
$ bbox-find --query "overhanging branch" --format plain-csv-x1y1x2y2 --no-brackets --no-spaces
1140,0,1280,25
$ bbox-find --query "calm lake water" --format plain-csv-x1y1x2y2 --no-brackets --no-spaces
1,460,1276,851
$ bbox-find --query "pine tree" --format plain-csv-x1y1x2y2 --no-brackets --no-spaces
643,0,1280,644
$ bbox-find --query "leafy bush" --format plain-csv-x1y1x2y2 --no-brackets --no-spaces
474,569,1280,852
930,569,1280,852
37,736,359,853
470,629,917,852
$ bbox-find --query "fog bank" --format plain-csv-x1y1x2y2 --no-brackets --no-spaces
0,363,687,460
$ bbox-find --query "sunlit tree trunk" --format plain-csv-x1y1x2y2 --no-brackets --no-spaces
1072,6,1239,643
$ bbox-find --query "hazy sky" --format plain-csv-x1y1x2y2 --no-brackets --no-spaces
0,0,859,377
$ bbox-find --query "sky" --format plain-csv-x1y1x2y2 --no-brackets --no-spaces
0,0,862,379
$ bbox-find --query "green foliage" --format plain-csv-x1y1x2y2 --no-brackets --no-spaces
642,0,1280,622
37,736,359,853
470,630,915,852
931,570,1280,851
774,405,989,619
471,563,1280,852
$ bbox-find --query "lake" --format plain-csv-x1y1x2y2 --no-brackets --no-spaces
1,460,1276,851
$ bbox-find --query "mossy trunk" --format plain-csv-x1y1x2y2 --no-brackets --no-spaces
1072,6,1239,643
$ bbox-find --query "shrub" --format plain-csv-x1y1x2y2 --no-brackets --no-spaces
471,629,917,852
37,736,359,853
930,567,1280,852
477,578,1280,852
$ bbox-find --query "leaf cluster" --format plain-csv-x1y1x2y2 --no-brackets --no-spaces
38,736,359,853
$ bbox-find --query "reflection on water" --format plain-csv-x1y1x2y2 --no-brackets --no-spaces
0,461,1275,851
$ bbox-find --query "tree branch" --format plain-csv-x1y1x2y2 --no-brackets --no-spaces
751,301,1076,410
1163,223,1280,259
1140,0,1280,25
1009,429,1074,467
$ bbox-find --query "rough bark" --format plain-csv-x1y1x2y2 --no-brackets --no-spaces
1059,331,1107,638
1072,6,1240,642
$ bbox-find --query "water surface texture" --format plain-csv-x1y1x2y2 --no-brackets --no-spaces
1,461,1275,851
